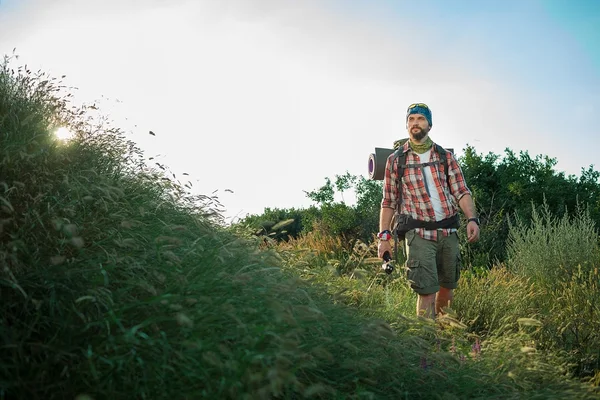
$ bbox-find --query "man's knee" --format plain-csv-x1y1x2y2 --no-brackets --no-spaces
438,287,453,295
436,288,453,304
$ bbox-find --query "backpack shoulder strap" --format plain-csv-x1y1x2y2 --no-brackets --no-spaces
389,147,407,251
434,144,450,185
389,147,407,206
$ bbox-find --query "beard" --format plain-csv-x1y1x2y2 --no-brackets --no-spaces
410,126,429,141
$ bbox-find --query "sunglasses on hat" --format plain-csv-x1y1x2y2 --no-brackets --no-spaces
407,103,429,110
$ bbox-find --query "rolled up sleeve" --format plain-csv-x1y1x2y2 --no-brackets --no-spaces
447,153,471,201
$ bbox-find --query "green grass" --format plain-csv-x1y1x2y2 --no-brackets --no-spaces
274,232,600,398
1,54,600,399
506,200,599,286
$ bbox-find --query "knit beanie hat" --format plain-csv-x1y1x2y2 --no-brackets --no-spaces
406,103,432,127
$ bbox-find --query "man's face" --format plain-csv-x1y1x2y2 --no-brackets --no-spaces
406,113,430,141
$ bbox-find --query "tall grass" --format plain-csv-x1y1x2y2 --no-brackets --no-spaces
1,54,599,399
453,200,600,385
453,266,542,336
506,200,599,286
276,231,600,398
506,200,600,374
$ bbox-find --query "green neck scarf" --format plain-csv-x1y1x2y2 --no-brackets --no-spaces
409,136,433,154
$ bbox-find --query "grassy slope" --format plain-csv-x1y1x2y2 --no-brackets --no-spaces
1,58,599,399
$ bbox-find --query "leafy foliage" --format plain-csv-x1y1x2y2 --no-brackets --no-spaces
236,172,383,248
235,206,310,241
506,200,599,285
247,144,600,271
458,145,600,266
304,172,382,243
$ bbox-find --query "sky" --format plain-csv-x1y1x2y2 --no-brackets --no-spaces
0,0,598,224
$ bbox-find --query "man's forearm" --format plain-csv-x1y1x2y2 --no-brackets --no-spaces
458,194,477,219
379,207,395,232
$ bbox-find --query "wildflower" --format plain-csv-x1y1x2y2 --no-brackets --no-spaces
471,337,481,357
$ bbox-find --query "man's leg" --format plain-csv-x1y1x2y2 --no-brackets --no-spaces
437,232,461,315
417,293,436,318
435,287,453,315
404,230,440,319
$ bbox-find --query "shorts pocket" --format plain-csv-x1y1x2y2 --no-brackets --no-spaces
406,259,422,289
455,253,462,282
406,260,438,293
406,260,420,287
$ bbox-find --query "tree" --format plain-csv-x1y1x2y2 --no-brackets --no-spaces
458,145,600,267
304,172,383,243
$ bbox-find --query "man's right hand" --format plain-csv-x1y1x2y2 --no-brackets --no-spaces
378,240,392,259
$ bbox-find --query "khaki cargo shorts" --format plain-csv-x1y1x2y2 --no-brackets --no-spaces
403,229,462,295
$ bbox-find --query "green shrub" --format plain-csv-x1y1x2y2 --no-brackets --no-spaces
506,200,599,287
455,263,600,383
456,200,600,381
539,265,600,380
235,206,311,241
302,172,382,244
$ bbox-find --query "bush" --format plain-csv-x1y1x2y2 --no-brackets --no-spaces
458,145,600,267
235,206,312,242
301,172,382,245
540,265,600,380
506,200,599,287
455,200,600,382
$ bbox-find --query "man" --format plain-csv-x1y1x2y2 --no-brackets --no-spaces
377,103,480,319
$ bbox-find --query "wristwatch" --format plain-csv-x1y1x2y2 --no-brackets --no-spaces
467,217,480,226
377,230,393,241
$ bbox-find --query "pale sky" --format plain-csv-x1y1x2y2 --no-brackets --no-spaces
1,0,598,223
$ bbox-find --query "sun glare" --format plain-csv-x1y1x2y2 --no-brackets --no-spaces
55,127,74,141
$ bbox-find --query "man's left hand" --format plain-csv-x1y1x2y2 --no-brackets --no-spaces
467,221,480,243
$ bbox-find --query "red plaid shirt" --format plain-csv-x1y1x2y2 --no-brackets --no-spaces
381,140,471,241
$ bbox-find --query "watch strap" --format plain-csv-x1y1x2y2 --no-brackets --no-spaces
377,230,393,241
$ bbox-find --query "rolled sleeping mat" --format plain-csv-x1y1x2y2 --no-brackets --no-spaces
368,147,394,180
